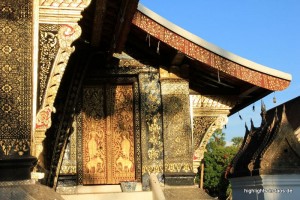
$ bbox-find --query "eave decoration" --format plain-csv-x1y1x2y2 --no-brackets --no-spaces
34,0,91,168
132,11,290,91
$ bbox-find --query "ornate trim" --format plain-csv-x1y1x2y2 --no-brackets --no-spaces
39,0,92,24
43,24,81,109
33,24,82,172
0,138,30,157
35,24,81,130
38,26,60,108
195,115,228,161
191,95,236,110
132,11,290,91
39,0,91,7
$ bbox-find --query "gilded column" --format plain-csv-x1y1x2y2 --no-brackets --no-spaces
139,71,164,190
160,77,194,186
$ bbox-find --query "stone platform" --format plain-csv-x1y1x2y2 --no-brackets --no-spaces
0,180,64,200
163,186,214,200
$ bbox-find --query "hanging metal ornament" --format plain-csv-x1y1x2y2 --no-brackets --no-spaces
156,41,160,54
238,112,243,120
273,92,277,104
146,33,151,47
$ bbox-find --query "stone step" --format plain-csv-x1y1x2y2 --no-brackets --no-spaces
62,191,153,200
57,183,143,194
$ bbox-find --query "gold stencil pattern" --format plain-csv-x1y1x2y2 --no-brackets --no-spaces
0,1,32,144
139,73,164,175
161,80,193,173
38,24,60,108
82,85,135,184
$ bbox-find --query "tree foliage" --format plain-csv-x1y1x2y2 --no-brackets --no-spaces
231,136,243,148
203,129,240,199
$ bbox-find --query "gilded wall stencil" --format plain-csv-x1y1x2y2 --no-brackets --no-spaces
0,0,32,155
161,80,193,173
82,85,136,184
139,73,164,176
132,11,290,91
38,24,60,109
0,139,30,157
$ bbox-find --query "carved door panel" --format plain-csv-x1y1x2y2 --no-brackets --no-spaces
82,84,135,185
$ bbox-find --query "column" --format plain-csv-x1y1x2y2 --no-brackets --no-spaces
161,78,194,186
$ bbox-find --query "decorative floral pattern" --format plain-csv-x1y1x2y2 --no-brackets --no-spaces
132,11,290,91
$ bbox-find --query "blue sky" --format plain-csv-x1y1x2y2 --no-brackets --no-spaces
140,0,300,142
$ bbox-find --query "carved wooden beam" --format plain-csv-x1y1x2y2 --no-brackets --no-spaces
91,0,107,46
171,51,185,66
113,0,139,53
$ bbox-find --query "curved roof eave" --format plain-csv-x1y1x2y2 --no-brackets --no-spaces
137,4,292,82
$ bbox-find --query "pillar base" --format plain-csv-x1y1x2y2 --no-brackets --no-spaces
0,156,37,181
164,172,195,186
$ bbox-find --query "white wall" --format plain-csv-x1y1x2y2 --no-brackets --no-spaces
230,174,300,200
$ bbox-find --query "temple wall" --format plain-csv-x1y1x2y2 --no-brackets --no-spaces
56,60,165,191
0,0,33,158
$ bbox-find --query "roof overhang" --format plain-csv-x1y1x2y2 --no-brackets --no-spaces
127,4,292,115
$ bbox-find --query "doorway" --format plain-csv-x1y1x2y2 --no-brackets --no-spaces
82,83,136,184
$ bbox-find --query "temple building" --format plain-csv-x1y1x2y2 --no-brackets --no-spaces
0,0,292,198
229,96,300,200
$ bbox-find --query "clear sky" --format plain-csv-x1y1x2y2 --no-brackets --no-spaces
140,0,300,143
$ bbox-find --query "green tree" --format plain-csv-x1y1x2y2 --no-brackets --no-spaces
203,130,240,199
231,136,243,148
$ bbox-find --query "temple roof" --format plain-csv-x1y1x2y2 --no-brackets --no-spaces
76,1,292,115
229,96,300,177
136,5,291,83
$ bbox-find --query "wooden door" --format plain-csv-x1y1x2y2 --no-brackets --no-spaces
82,84,135,184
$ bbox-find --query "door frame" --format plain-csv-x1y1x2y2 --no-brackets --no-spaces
76,76,142,185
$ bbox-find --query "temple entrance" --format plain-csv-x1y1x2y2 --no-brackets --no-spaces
82,83,136,185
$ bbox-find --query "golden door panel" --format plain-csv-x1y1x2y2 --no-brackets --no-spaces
82,84,135,185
